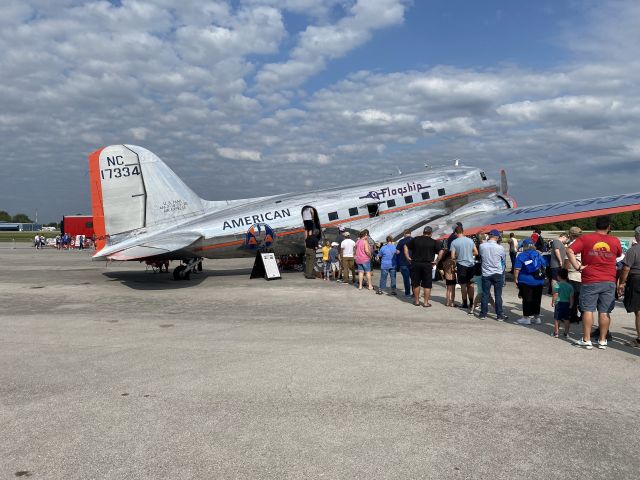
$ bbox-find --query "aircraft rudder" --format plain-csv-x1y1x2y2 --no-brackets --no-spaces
88,147,107,251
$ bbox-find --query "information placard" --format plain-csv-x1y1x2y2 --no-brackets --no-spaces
249,251,281,280
261,252,281,280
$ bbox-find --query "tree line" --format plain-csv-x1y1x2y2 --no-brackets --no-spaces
520,211,640,232
0,210,59,228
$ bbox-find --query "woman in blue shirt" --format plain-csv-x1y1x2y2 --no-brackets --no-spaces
514,238,547,325
378,235,397,295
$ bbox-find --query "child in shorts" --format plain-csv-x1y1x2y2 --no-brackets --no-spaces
440,255,457,306
469,273,495,315
329,242,340,280
552,268,574,338
321,240,331,281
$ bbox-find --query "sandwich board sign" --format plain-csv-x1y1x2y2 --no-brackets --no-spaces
250,251,281,280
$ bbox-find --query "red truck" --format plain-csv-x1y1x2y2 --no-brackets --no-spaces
61,215,95,239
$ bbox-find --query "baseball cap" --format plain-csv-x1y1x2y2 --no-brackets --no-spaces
489,229,500,237
634,226,640,236
339,226,345,232
423,226,433,234
343,231,350,236
331,242,338,247
569,226,582,236
521,238,533,246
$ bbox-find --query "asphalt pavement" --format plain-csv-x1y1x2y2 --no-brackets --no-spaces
1,246,639,479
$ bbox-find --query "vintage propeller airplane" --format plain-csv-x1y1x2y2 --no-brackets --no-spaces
89,145,640,280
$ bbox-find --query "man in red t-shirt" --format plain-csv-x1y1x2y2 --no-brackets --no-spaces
566,215,622,350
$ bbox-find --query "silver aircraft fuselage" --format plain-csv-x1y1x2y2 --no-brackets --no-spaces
139,167,509,260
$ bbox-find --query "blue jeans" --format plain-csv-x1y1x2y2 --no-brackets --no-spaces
481,274,504,317
399,265,411,295
380,267,396,289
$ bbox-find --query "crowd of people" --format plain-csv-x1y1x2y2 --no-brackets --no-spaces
303,216,640,351
33,233,92,250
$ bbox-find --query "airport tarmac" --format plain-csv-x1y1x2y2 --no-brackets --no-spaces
1,246,640,479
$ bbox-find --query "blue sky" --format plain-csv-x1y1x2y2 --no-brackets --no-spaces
0,0,638,223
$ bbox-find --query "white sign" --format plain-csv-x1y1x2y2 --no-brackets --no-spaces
261,252,281,280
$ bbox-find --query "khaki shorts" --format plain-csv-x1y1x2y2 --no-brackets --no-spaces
342,257,355,271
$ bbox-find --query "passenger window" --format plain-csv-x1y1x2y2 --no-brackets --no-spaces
328,212,339,221
438,188,446,196
404,195,413,204
348,207,358,216
421,191,430,200
387,199,396,208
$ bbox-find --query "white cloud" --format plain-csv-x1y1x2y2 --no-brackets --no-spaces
421,117,478,136
129,127,151,140
1,0,640,221
284,152,332,165
217,147,262,161
255,0,406,89
344,109,416,126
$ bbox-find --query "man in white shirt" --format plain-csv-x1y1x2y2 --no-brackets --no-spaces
339,232,356,284
302,206,314,239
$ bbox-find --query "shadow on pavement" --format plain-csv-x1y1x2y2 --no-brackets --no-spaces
102,267,253,290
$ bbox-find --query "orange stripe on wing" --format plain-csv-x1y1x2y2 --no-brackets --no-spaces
88,148,106,251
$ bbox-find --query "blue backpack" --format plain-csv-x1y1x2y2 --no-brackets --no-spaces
522,251,546,279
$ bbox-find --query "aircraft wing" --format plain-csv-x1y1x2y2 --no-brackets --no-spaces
365,207,448,242
430,191,640,239
93,231,202,261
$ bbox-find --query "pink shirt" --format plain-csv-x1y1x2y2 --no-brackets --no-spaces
354,238,370,264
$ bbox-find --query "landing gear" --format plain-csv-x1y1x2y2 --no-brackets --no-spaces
173,264,190,281
173,257,202,281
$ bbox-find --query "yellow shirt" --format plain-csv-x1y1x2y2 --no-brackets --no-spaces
322,246,330,261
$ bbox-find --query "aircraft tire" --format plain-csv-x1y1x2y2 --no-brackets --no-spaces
173,265,186,281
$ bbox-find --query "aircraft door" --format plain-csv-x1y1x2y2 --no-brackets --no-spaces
301,206,322,239
367,203,380,218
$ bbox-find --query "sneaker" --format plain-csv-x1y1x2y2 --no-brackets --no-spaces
467,310,474,316
533,316,542,325
516,317,531,325
574,338,593,350
376,290,384,295
391,290,397,296
461,303,469,309
597,339,607,350
496,314,508,322
552,332,559,338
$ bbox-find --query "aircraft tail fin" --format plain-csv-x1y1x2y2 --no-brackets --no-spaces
88,145,204,252
500,169,508,194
